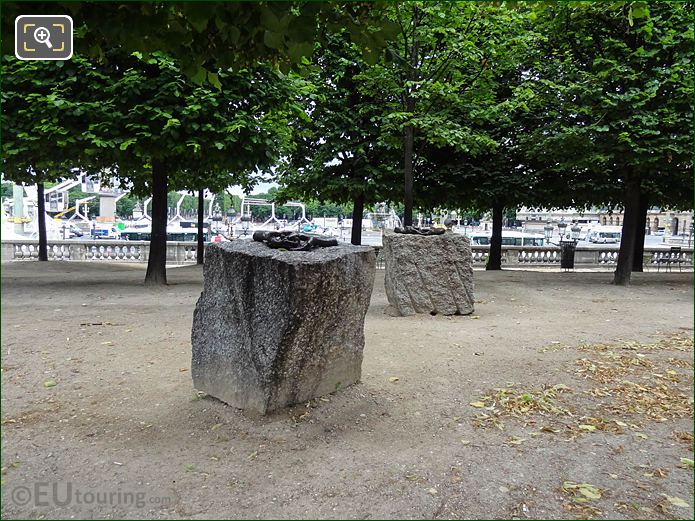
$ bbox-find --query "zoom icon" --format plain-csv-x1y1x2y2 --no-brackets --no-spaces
15,15,73,60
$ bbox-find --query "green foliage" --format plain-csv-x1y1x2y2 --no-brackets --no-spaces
1,183,13,200
86,50,302,195
3,49,303,196
276,30,401,208
1,56,110,185
522,2,693,209
1,3,398,80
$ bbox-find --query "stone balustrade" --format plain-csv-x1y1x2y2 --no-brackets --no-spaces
373,244,693,269
1,239,198,264
2,239,693,270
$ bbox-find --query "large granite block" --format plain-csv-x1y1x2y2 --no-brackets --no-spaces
191,241,375,414
383,231,474,316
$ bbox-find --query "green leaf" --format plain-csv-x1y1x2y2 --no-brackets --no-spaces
119,138,136,151
207,72,221,90
263,30,284,50
287,41,314,63
191,65,207,85
631,2,649,19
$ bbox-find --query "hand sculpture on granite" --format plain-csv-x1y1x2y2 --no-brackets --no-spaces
393,226,446,236
253,230,338,251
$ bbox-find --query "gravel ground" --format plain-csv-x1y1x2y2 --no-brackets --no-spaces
1,261,693,519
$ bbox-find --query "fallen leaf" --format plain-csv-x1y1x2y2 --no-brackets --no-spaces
388,377,400,383
680,458,694,469
179,368,188,372
469,401,485,408
210,423,223,431
428,488,438,495
43,380,57,388
578,484,602,500
663,495,689,508
634,432,648,440
100,341,113,346
578,424,597,432
405,474,418,481
470,315,481,320
460,439,471,445
540,426,560,433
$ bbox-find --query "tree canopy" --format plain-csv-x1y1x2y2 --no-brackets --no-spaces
2,1,692,284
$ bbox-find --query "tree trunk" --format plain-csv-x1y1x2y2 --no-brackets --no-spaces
36,182,48,261
351,193,365,246
144,161,168,285
486,201,503,271
402,23,418,228
613,175,641,286
631,193,649,272
197,189,205,265
403,110,415,227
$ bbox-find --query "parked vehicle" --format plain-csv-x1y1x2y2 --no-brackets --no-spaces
587,226,622,244
468,231,546,246
120,221,210,242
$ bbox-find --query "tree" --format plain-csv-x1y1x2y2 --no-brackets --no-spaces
3,48,301,283
93,51,301,284
528,2,693,285
276,31,401,245
1,56,109,260
279,3,502,242
372,2,501,226
412,5,546,269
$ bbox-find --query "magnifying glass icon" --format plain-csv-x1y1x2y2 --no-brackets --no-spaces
34,26,53,49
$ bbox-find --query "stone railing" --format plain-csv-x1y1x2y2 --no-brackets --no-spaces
3,239,693,270
372,245,693,269
1,239,199,264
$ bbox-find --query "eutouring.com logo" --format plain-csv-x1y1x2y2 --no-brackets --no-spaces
9,482,172,509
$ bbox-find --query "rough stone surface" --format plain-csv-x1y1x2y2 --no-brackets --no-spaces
383,231,475,316
191,241,375,414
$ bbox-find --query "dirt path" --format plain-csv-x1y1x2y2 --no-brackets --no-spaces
1,262,693,519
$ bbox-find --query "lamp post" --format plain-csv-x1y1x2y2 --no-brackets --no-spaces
212,204,223,231
241,213,252,236
557,218,567,241
227,208,236,236
211,204,224,241
544,220,554,245
570,223,582,243
451,210,458,230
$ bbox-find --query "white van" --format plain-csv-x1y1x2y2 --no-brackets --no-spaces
587,226,622,244
468,231,546,246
